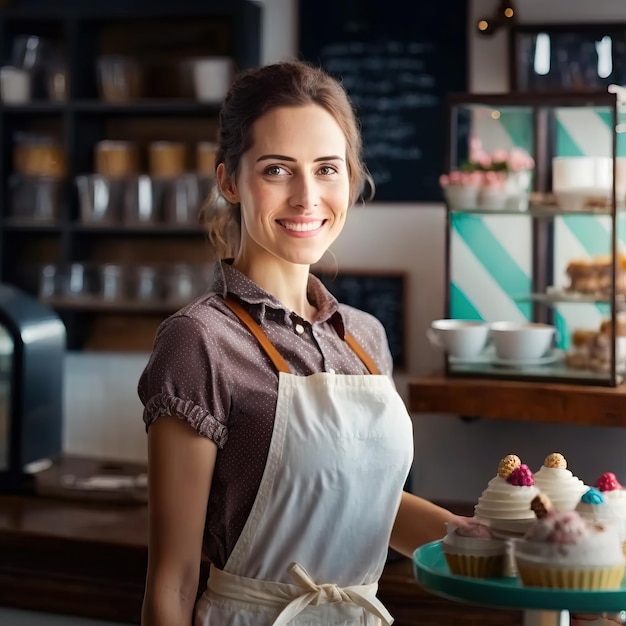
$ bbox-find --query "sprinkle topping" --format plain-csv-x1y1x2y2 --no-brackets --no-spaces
595,472,622,492
544,452,567,469
581,487,605,505
507,464,535,486
497,454,522,478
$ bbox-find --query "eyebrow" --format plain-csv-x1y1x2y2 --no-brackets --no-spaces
256,154,344,163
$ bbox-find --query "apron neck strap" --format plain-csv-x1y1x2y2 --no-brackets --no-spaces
222,295,380,375
222,295,291,373
343,332,380,375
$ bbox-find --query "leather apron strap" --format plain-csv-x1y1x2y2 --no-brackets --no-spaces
208,562,394,626
222,295,291,373
222,295,380,375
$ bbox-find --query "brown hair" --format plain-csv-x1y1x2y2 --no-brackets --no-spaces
199,60,373,259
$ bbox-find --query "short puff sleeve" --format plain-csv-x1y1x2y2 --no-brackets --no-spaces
138,314,229,448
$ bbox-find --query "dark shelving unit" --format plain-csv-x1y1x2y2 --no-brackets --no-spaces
0,0,262,350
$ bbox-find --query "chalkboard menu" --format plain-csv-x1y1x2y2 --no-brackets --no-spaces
298,0,467,203
313,269,407,370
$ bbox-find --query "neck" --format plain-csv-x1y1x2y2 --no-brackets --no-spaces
231,256,317,323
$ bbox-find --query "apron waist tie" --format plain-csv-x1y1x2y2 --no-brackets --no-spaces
207,562,394,626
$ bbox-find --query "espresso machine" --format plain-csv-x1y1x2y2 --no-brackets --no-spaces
0,283,65,491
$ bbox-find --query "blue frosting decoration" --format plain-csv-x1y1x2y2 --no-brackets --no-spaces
581,487,605,505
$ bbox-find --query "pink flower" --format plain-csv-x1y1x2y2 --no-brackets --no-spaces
491,149,509,164
440,170,484,188
482,170,507,188
508,147,535,171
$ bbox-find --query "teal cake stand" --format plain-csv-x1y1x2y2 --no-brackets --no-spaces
413,540,626,624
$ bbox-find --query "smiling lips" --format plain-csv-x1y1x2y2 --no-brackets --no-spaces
278,219,325,234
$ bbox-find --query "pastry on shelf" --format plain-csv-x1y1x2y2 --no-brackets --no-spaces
565,314,626,372
565,253,626,295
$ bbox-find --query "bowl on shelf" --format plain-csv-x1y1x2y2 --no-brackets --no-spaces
490,321,555,361
427,319,490,360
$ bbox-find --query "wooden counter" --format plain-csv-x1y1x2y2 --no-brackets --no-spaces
0,493,522,626
409,372,626,427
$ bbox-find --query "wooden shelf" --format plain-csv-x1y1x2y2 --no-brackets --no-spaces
409,372,626,427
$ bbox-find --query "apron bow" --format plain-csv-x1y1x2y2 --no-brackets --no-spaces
270,562,394,626
207,563,394,625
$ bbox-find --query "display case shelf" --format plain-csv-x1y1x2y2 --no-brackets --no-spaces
443,91,625,386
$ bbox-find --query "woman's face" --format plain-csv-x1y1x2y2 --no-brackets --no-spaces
220,104,350,268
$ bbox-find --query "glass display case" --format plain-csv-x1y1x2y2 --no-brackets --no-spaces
439,90,626,386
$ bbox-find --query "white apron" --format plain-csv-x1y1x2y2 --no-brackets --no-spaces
195,297,414,625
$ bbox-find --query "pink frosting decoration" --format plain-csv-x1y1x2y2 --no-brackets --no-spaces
454,519,494,539
595,472,622,492
526,510,590,544
506,464,535,487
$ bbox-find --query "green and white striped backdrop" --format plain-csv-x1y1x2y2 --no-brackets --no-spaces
450,106,626,349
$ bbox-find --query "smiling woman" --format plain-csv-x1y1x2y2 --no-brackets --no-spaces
138,60,461,626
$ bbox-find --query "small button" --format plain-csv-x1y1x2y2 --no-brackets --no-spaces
295,323,305,335
328,368,336,374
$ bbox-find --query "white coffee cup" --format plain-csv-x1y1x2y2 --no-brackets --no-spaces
490,321,555,361
427,319,490,360
0,66,31,103
552,157,595,191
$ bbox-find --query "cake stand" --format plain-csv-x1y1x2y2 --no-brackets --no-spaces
413,540,626,626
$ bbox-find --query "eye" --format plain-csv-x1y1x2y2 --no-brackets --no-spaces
318,164,338,176
264,165,287,176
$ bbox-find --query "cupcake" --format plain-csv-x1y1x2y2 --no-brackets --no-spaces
515,495,625,589
474,454,540,534
442,519,507,578
576,487,621,530
533,452,587,511
594,472,626,550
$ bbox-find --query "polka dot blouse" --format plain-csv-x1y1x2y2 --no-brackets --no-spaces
138,260,394,569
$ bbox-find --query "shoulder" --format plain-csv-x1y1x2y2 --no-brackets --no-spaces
337,304,393,374
154,294,237,346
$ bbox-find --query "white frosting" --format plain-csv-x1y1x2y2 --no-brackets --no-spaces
603,488,626,515
534,465,588,511
600,489,626,540
442,525,505,557
576,500,619,525
474,475,540,531
514,523,624,568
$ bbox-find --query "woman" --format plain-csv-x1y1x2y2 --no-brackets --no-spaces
139,60,459,626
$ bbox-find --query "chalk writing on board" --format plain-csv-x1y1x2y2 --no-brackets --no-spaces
319,40,438,190
298,0,467,202
313,270,407,370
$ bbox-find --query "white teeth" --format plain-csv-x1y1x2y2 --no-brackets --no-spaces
281,221,322,232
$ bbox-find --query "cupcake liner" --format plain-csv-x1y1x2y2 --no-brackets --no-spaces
516,562,625,589
445,553,505,578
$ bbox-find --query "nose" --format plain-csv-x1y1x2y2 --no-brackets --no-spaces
289,173,319,210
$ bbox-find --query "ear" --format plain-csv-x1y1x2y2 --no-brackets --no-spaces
216,163,240,204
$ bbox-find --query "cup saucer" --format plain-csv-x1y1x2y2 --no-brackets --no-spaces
492,349,563,368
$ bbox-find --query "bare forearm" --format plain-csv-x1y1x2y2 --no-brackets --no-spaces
141,587,196,626
389,491,456,558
